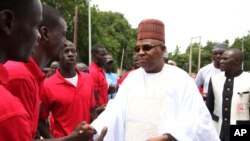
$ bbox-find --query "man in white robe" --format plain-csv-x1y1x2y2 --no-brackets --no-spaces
91,19,219,141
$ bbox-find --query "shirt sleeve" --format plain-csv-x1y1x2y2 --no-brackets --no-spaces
165,76,219,141
5,79,35,130
88,76,96,109
0,114,32,141
39,85,51,120
195,69,204,88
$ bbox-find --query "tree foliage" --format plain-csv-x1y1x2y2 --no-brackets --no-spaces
41,0,136,71
41,0,250,72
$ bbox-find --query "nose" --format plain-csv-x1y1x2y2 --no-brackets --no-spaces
137,47,146,54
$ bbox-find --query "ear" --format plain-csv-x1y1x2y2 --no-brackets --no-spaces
0,10,14,35
40,26,49,41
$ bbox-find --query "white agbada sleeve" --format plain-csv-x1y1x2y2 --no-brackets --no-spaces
159,66,219,141
91,71,131,141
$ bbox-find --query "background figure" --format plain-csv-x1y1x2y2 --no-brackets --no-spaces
91,19,219,141
76,62,89,73
117,54,139,88
89,44,108,114
167,60,177,66
206,48,250,141
195,43,228,100
104,54,118,99
47,61,59,77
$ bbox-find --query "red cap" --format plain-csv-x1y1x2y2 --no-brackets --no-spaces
137,19,165,42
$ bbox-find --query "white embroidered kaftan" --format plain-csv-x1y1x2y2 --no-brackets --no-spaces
92,64,219,141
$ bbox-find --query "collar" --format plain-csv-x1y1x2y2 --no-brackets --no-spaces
0,64,8,85
54,69,84,85
25,57,46,82
225,70,243,78
90,62,105,72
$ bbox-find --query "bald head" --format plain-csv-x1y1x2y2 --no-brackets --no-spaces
220,48,244,73
226,48,244,63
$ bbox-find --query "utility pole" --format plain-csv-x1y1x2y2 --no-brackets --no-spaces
188,38,193,75
197,36,202,71
189,36,202,75
242,38,244,70
73,5,78,48
88,0,92,65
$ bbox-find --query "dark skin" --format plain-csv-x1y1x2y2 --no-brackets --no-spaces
39,42,101,140
219,48,244,77
91,47,108,114
212,50,224,69
0,0,106,141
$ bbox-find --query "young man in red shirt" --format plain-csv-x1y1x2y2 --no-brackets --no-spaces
89,44,109,114
2,3,106,141
39,41,96,138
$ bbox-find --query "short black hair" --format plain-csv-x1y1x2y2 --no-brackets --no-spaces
38,4,63,30
91,44,105,55
0,0,33,20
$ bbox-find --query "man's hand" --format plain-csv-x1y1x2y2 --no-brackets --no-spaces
96,127,108,141
146,135,168,141
65,121,96,141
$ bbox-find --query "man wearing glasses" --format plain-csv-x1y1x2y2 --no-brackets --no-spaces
91,19,219,141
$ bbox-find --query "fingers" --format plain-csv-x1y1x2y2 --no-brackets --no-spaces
77,121,96,135
100,127,108,138
96,127,108,141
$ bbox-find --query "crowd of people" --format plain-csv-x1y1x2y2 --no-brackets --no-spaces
0,1,249,141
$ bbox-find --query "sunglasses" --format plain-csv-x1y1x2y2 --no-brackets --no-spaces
134,44,163,53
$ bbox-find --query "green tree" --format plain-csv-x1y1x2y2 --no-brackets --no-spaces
41,0,137,71
231,32,250,71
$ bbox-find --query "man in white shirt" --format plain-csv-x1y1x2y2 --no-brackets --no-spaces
91,18,219,141
195,43,228,99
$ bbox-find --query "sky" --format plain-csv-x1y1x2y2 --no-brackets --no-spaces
91,0,250,53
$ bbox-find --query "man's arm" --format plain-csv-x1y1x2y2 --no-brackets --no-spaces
38,119,55,139
35,122,107,141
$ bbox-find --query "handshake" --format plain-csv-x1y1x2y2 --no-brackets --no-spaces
67,121,107,141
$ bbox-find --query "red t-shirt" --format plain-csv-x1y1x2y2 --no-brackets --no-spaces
89,63,108,107
4,58,45,138
40,69,95,137
0,64,32,141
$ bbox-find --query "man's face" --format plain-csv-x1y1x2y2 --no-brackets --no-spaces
219,50,236,72
212,50,224,66
135,39,165,73
50,61,59,73
60,43,77,69
95,48,108,67
46,17,67,61
8,0,42,61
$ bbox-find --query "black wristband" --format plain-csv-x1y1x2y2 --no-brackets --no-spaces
163,133,178,141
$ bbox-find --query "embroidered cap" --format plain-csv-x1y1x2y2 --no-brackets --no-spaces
212,43,228,52
137,19,165,42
